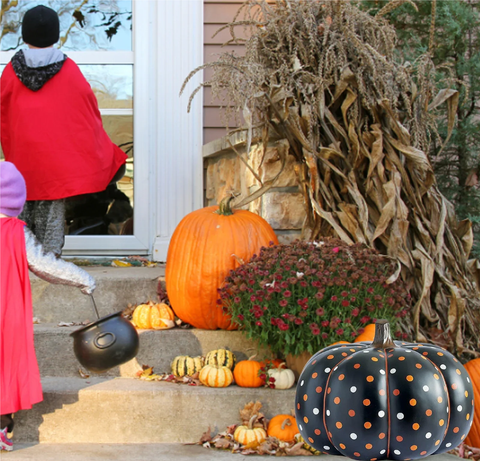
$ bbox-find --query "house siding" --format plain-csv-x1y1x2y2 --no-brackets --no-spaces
203,0,245,144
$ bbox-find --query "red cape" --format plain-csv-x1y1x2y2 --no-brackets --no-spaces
0,217,43,413
1,58,127,200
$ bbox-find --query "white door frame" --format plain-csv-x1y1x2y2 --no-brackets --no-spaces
0,0,204,261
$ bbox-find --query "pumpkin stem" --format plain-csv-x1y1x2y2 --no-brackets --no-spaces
371,320,396,349
278,362,286,369
216,196,235,216
248,354,258,361
281,418,292,431
248,414,258,429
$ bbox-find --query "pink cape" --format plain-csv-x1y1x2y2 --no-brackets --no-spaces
1,58,127,200
0,217,43,414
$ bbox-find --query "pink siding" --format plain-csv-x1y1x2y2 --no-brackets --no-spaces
203,1,244,145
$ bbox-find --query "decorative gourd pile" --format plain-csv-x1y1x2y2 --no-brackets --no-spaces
130,301,175,330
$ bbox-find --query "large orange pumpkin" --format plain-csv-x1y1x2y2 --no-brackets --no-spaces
166,196,278,330
464,358,480,448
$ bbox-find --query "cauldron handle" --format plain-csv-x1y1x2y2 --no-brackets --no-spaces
89,294,101,320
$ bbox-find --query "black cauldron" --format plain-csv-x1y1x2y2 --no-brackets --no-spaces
70,311,139,373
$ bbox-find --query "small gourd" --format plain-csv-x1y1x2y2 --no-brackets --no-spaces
131,301,175,330
267,363,295,389
353,323,376,342
267,414,299,442
233,355,264,388
204,348,236,370
234,415,267,445
294,433,321,455
198,364,233,388
171,355,204,377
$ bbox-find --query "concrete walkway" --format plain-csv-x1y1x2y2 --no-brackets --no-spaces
3,444,463,461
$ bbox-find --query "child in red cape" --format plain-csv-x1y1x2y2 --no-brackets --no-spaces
0,5,127,256
0,161,96,452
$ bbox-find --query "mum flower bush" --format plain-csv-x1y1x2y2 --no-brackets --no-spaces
219,238,411,357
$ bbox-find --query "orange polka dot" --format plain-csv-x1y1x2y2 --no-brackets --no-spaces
303,394,308,401
467,414,470,420
354,363,361,369
397,436,403,442
379,389,385,396
452,383,458,390
327,355,334,359
423,352,428,356
434,374,440,380
316,386,323,393
439,420,445,426
304,417,308,423
342,352,348,357
437,396,443,403
312,372,318,379
314,429,321,435
399,356,405,361
421,451,427,456
453,427,460,433
366,444,373,450
456,369,461,375
334,397,341,404
413,423,420,430
379,433,386,439
410,399,417,406
308,437,314,444
297,403,300,410
339,443,346,450
354,453,361,457
349,410,356,417
363,399,371,406
426,409,432,416
336,422,343,429
327,387,332,394
462,435,466,440
367,376,374,382
339,374,345,381
437,352,444,356
393,389,400,396
371,357,379,362
406,375,414,382
435,440,440,446
411,445,418,451
465,391,469,397
415,363,422,369
364,422,372,429
413,347,419,350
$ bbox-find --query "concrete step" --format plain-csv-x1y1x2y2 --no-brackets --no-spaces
13,377,296,443
31,266,165,324
34,324,270,378
3,444,464,461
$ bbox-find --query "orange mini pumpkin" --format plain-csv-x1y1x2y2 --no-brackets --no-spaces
166,196,278,330
267,415,299,442
131,301,175,330
353,323,376,342
233,355,264,388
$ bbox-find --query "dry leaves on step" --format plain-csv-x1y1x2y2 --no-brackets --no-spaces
136,365,202,386
239,401,266,428
449,443,480,461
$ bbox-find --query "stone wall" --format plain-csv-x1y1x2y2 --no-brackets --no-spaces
203,134,306,243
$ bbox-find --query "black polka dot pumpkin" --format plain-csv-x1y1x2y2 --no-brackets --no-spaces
295,320,474,461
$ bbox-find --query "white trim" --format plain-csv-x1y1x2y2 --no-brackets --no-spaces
152,0,204,262
99,108,133,116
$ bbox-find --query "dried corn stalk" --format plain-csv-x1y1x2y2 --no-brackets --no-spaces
181,0,480,358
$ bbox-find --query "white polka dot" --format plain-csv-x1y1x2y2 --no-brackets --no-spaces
440,364,447,370
447,407,449,413
423,385,430,392
378,410,385,417
467,377,471,383
380,369,385,375
446,443,452,447
313,408,320,415
350,433,358,440
363,350,370,353
350,386,357,393
300,380,304,386
380,450,386,455
334,366,338,371
324,368,331,373
425,432,432,439
457,405,463,412
299,424,303,431
397,413,404,420
394,450,401,455
390,368,397,374
326,410,330,416
324,446,331,450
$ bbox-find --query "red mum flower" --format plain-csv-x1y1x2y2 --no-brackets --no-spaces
341,300,350,307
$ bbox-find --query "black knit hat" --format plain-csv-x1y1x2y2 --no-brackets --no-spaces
22,5,60,48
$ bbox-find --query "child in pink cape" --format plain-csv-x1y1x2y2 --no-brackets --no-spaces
0,161,95,452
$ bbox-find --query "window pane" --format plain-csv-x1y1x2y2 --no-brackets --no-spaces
1,0,132,52
79,64,132,109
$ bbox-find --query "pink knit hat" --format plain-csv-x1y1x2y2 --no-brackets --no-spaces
0,162,27,217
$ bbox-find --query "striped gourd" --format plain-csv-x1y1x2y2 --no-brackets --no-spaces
199,365,233,387
204,348,236,370
171,355,204,377
294,434,321,455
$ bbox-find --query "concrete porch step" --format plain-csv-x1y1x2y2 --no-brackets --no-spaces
3,444,465,461
34,324,269,378
31,266,165,324
13,377,296,444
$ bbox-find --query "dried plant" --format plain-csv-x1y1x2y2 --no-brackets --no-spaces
181,0,480,358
